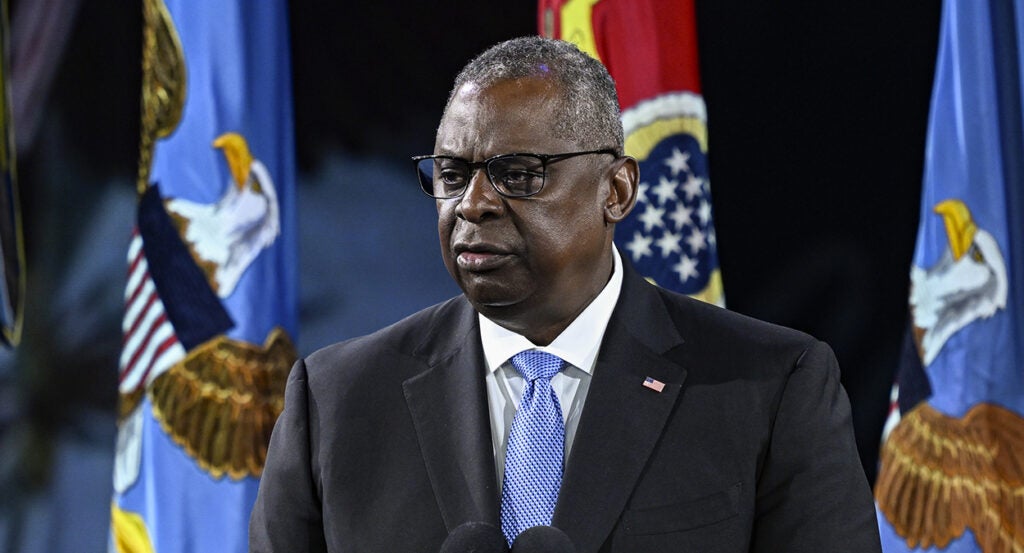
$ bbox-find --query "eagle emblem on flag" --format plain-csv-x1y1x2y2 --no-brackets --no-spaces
114,0,295,496
876,199,1024,552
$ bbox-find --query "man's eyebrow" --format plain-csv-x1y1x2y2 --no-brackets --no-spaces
432,152,470,161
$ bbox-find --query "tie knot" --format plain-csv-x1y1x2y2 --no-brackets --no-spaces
510,350,564,382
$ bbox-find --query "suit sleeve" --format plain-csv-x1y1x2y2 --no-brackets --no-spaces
250,358,329,553
751,341,881,552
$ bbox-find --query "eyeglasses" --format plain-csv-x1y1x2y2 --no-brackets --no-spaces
412,148,619,199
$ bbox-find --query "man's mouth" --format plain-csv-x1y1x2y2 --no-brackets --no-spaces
453,242,512,271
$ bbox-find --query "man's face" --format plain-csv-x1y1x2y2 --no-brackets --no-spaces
435,77,616,342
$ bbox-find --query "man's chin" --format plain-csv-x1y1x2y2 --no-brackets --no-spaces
460,284,528,315
465,291,522,311
455,270,523,302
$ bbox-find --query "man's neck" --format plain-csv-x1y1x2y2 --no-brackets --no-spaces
479,247,623,348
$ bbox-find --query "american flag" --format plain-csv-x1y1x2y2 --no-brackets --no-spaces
118,184,233,396
118,230,186,395
643,377,666,393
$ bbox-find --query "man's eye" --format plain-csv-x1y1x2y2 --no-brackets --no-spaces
498,170,542,194
438,168,467,186
502,170,535,185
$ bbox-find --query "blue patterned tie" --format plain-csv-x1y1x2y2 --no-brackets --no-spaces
500,350,566,545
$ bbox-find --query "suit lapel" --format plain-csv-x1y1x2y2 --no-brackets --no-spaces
403,299,500,531
553,268,688,553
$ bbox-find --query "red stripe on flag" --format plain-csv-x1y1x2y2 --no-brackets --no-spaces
124,269,151,312
134,333,180,389
120,312,170,379
122,289,159,346
127,243,145,280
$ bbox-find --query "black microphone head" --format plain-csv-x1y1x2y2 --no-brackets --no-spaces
510,525,577,553
439,521,510,553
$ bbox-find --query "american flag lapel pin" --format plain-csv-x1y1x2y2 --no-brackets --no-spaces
643,376,666,393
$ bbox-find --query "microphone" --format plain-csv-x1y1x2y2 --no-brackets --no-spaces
439,521,510,553
510,526,577,552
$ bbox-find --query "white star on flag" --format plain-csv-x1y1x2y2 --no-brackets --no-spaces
639,204,666,232
652,176,679,205
682,174,704,201
625,231,654,261
698,200,712,225
656,230,683,258
686,227,707,253
669,203,694,230
673,255,699,282
664,147,690,177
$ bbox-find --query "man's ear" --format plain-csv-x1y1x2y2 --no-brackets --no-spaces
604,156,639,224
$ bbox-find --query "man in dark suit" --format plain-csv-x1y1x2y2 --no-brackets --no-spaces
250,36,881,552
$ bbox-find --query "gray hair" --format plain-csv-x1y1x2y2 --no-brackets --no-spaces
446,36,624,151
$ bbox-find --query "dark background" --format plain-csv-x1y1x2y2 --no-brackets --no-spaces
1,1,941,550
289,1,939,479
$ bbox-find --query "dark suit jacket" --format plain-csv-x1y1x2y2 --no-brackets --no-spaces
250,265,882,552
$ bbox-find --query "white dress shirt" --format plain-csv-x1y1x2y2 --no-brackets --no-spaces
479,247,624,488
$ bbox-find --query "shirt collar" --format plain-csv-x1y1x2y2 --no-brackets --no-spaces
479,246,624,374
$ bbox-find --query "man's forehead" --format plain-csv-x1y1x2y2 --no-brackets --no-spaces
444,78,562,127
456,75,560,101
435,77,571,155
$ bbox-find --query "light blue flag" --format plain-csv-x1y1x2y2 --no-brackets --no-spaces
110,1,297,552
875,1,1024,551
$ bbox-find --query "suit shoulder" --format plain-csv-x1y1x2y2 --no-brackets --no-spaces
662,287,813,343
303,295,471,379
655,287,826,370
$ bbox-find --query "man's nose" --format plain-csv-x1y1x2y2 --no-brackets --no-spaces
456,168,504,221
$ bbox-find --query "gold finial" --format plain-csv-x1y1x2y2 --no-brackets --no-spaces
137,0,187,196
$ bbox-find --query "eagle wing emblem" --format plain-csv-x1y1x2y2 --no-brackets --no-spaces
875,402,1024,551
148,327,295,479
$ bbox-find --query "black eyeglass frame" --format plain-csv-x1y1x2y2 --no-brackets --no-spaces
412,148,620,199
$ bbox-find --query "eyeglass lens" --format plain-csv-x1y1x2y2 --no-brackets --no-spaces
416,155,546,199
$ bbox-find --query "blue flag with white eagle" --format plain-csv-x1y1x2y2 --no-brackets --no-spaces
110,1,297,552
874,1,1024,551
